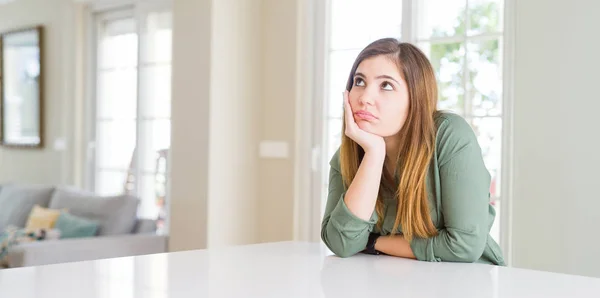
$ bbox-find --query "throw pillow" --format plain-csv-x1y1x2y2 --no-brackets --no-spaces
25,205,62,231
55,212,99,239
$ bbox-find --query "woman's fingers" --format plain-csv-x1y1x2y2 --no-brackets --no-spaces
343,90,355,135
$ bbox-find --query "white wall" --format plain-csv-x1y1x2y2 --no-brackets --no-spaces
169,0,301,250
0,0,78,186
257,0,298,243
169,0,264,250
511,0,600,277
169,0,212,251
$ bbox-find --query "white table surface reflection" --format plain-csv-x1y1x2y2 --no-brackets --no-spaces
1,241,599,297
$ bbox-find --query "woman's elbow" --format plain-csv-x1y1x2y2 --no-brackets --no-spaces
321,234,358,258
332,248,356,258
443,229,487,263
321,228,361,258
454,238,487,262
460,247,485,263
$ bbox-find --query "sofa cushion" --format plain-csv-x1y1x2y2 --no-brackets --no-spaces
0,185,55,231
49,189,139,236
25,205,62,231
55,212,99,239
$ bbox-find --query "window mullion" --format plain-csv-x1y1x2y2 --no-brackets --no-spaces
401,0,415,43
417,32,503,44
463,0,471,118
90,15,103,193
466,0,471,33
134,7,144,197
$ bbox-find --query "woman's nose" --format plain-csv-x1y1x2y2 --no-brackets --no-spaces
359,90,375,106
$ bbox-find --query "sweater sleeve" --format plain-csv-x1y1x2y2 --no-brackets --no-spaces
320,150,378,258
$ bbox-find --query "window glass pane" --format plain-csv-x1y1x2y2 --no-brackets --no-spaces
155,150,169,234
469,116,502,198
95,15,138,183
327,118,343,162
139,65,171,118
330,0,402,50
96,119,137,170
98,18,137,69
417,0,466,39
467,38,502,116
420,42,465,114
97,69,137,119
95,170,128,196
141,11,172,64
370,25,402,44
138,173,160,218
490,200,500,242
139,119,171,173
468,0,504,36
328,50,360,118
325,118,343,187
137,10,173,223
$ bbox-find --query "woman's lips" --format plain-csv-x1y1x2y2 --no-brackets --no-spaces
354,110,377,121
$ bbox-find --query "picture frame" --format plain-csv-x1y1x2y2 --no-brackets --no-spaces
0,25,44,148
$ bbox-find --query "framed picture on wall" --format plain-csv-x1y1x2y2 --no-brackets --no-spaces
0,25,44,148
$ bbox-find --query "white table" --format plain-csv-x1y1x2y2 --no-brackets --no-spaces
1,241,599,297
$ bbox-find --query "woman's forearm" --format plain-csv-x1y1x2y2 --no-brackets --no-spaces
375,235,417,259
343,151,386,221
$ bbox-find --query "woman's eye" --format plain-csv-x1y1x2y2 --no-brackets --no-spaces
354,78,365,87
381,82,394,91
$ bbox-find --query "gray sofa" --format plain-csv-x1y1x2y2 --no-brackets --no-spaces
0,184,168,268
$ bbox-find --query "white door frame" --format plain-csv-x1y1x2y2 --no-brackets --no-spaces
294,0,328,242
500,0,516,266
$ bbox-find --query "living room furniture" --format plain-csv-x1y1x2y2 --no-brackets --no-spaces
0,183,167,268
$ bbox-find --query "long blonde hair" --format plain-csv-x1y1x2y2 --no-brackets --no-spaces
340,39,439,242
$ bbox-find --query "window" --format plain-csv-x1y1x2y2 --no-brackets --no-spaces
323,0,504,242
90,5,172,233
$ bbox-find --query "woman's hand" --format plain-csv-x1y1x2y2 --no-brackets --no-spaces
337,90,386,222
343,90,385,155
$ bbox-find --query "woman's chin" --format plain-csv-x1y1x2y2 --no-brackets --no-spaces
357,122,380,135
356,121,370,129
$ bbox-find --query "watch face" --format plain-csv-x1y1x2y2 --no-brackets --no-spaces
365,233,380,254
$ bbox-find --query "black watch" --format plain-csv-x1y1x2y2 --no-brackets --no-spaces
363,232,381,255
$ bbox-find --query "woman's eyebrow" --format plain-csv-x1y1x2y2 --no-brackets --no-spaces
375,75,400,85
354,72,400,85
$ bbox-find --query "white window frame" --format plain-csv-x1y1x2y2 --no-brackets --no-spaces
82,0,172,231
86,7,135,193
301,0,514,264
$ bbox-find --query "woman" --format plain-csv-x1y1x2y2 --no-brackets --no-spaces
321,38,505,265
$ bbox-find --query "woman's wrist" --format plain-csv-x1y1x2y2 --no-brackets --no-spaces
374,235,417,259
363,233,381,255
363,145,386,161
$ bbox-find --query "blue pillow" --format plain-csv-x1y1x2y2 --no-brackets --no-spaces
55,212,99,239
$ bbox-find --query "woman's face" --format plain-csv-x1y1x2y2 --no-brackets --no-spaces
348,55,410,137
